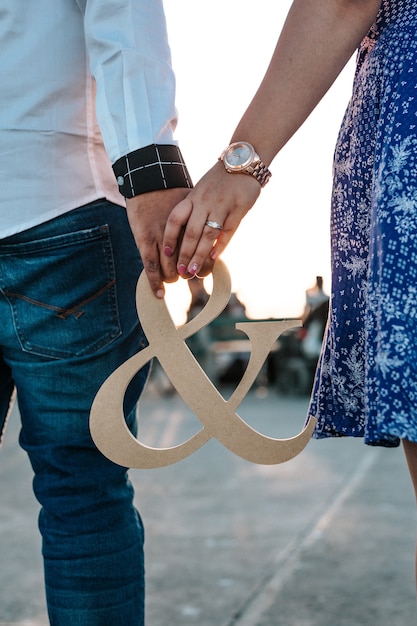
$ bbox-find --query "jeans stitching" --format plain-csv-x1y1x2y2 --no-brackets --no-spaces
4,279,116,320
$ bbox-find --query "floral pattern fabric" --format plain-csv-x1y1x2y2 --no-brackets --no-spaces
309,0,417,447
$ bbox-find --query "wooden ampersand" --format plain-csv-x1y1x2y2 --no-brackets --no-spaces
89,260,316,468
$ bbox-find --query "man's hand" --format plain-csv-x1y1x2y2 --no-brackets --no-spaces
125,187,191,298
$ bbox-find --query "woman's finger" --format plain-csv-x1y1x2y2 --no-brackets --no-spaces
176,211,228,276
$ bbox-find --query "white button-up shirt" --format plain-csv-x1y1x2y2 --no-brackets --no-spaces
0,0,180,238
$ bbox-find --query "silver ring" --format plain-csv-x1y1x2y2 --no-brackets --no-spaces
205,220,223,231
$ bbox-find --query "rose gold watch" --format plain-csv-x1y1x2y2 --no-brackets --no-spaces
219,141,272,187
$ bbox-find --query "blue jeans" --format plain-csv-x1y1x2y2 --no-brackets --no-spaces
0,200,149,625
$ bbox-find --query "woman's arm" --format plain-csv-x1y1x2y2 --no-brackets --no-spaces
160,0,381,287
230,0,381,164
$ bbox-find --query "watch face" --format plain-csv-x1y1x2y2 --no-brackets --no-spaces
225,142,254,169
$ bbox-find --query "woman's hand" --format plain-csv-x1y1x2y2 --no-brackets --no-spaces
162,161,261,278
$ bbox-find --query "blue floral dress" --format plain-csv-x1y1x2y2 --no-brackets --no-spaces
309,0,417,447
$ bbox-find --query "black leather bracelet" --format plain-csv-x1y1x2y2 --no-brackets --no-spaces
113,144,193,198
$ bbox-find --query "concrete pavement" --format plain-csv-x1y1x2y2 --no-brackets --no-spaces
0,384,416,625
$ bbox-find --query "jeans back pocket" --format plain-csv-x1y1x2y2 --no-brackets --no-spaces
0,225,121,359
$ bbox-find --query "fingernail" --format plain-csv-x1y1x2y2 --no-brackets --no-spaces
164,246,173,257
188,262,198,275
156,289,165,299
178,264,187,275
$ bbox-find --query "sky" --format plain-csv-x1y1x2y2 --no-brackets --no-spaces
163,0,356,325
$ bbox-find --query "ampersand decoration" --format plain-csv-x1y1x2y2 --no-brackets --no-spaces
90,260,316,468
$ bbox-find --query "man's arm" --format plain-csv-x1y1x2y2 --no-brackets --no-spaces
114,144,193,297
77,0,193,295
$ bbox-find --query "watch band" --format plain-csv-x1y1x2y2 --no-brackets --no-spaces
249,160,272,188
